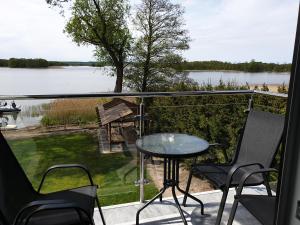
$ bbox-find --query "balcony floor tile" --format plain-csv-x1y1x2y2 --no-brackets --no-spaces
94,186,268,225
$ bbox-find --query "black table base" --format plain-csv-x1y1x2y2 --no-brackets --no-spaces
136,158,205,225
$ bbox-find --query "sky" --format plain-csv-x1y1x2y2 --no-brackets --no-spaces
0,0,298,63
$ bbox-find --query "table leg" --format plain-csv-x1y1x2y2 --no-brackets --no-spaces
168,158,171,180
174,160,205,215
160,159,167,202
176,185,205,215
171,159,188,224
172,185,188,225
136,187,167,225
136,158,204,225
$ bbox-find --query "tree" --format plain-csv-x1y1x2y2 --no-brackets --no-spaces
46,0,131,92
0,59,8,67
125,0,190,92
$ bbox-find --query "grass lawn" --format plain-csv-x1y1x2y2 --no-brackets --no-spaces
8,132,158,206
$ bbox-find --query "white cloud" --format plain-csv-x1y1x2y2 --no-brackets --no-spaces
183,0,298,62
0,0,94,61
0,0,298,62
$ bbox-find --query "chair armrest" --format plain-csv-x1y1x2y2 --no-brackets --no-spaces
38,164,95,193
14,199,68,225
235,168,278,196
21,202,93,225
225,162,264,188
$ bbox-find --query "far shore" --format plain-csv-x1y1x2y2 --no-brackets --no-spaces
0,66,291,73
182,69,290,73
249,84,288,93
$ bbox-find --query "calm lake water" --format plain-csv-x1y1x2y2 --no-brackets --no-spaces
0,66,116,128
0,66,290,128
0,66,290,95
188,71,290,86
0,66,115,95
0,67,290,95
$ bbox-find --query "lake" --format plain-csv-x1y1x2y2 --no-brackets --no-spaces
0,66,290,128
0,67,290,95
188,71,290,86
0,66,115,95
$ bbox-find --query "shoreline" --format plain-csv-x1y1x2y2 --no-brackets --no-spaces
0,66,290,73
2,124,98,140
249,84,288,93
182,69,290,74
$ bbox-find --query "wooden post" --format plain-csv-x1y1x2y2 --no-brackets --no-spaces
108,123,112,152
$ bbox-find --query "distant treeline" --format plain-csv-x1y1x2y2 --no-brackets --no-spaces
0,59,8,67
0,58,292,72
0,58,102,68
0,58,48,68
49,61,103,67
174,60,291,73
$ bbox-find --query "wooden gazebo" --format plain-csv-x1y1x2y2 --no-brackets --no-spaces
96,98,139,152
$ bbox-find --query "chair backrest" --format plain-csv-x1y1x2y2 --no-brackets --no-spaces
0,132,36,224
235,110,285,167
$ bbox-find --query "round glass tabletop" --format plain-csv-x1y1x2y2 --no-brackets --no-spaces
136,133,209,158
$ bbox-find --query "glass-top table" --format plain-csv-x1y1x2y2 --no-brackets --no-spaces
136,133,210,225
136,133,209,158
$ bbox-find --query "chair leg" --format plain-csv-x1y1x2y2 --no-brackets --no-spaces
227,198,239,225
215,189,229,225
182,168,193,206
95,197,106,225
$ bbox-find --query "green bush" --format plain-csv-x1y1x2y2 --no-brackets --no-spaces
146,82,287,166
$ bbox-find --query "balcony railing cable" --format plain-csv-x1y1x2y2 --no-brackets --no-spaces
0,90,288,203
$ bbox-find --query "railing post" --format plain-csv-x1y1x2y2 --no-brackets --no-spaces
247,95,254,111
139,97,145,203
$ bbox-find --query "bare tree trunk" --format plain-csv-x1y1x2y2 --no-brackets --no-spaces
114,66,124,92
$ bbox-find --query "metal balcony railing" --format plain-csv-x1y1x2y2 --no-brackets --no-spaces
0,90,288,203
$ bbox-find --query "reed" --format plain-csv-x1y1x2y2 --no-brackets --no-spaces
41,98,108,126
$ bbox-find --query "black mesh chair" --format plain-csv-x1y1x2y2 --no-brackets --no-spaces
0,131,106,225
227,168,278,225
183,110,284,225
